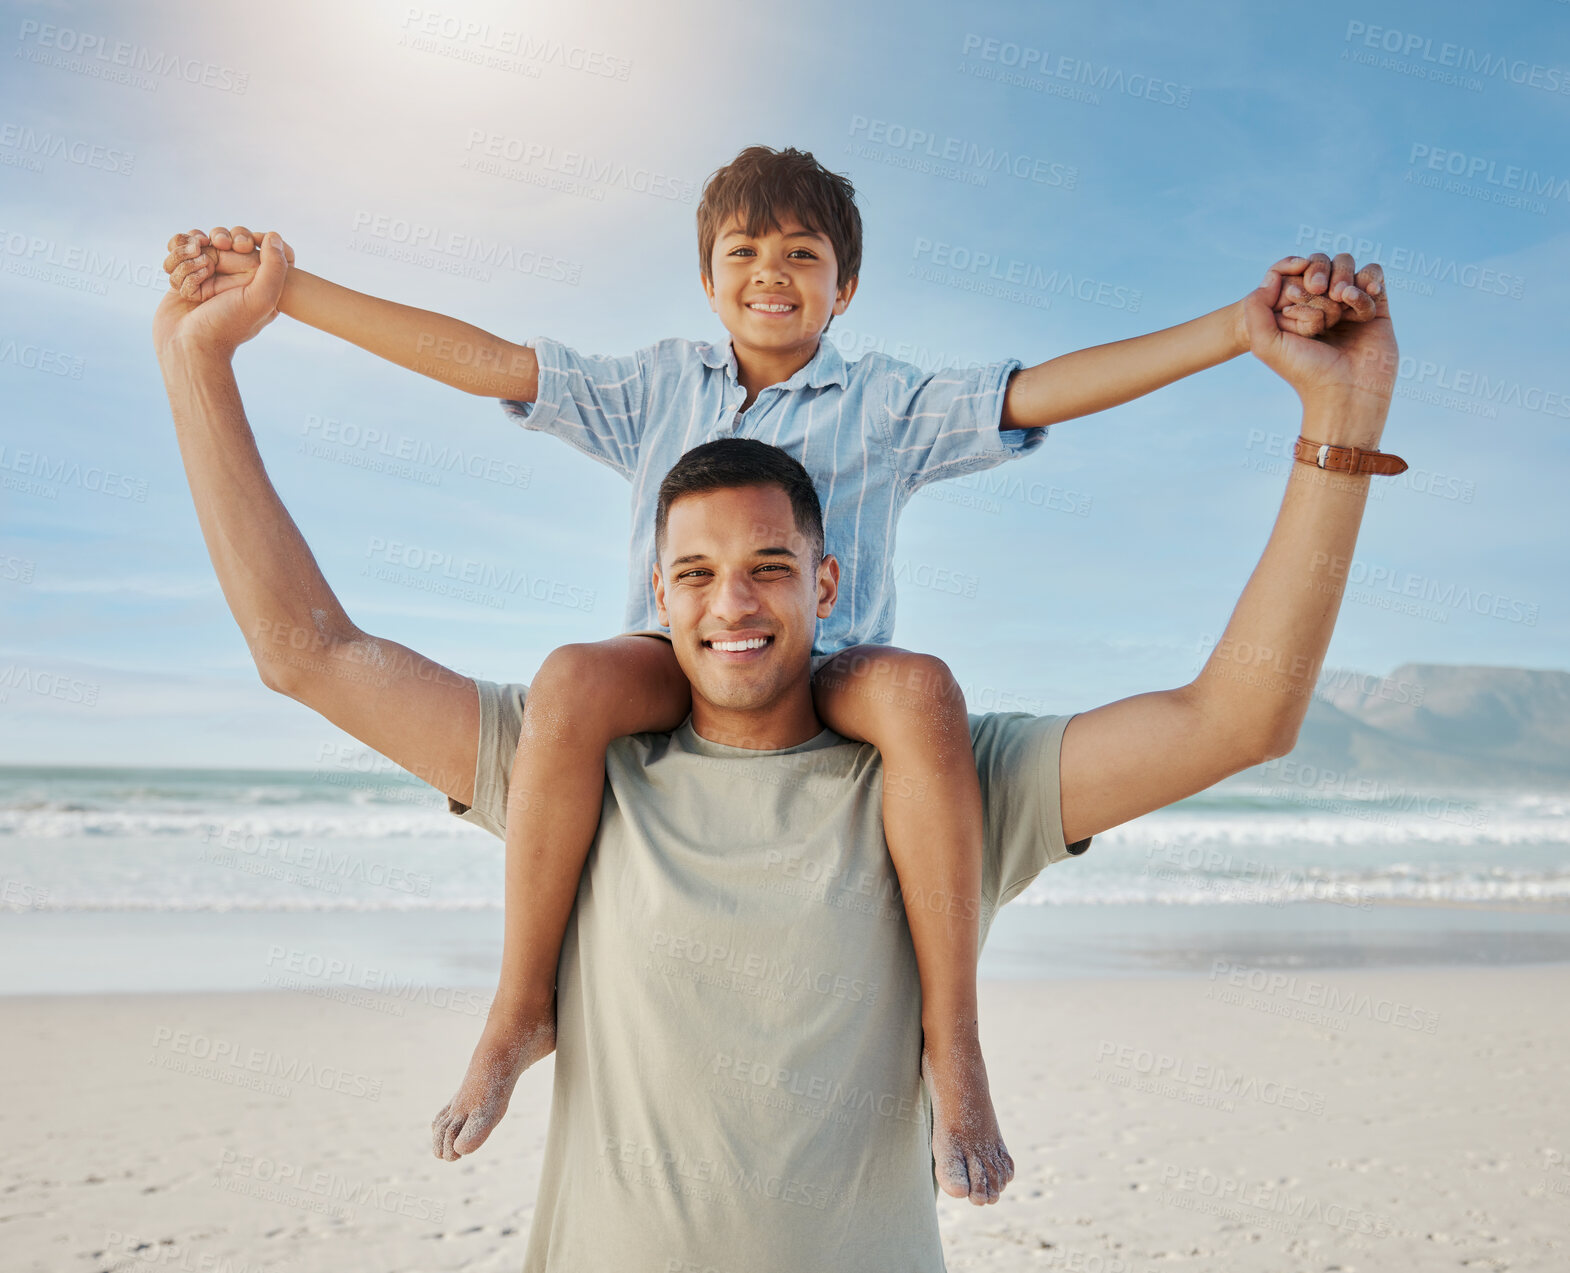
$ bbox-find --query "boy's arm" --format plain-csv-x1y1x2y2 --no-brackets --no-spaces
998,253,1385,429
166,227,538,401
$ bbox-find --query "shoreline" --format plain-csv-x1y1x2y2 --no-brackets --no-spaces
8,900,1570,996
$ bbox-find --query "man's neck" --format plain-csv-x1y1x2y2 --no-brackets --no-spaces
688,685,824,751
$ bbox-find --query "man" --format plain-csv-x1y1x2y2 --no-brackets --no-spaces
153,233,1398,1271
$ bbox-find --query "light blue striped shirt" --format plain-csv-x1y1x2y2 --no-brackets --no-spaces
501,334,1047,656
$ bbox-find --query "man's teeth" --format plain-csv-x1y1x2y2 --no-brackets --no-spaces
709,637,770,652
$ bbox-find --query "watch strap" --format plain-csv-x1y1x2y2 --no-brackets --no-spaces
1293,435,1408,477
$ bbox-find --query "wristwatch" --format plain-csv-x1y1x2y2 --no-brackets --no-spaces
1292,435,1408,477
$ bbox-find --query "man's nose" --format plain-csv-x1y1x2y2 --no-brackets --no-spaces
709,570,762,621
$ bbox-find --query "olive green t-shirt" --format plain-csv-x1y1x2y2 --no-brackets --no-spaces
448,679,1091,1272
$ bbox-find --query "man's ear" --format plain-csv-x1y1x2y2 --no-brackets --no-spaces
653,565,668,626
815,553,840,620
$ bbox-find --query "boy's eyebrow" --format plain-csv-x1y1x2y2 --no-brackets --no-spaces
669,546,800,566
720,229,826,243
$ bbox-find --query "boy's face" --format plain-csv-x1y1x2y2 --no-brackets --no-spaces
653,482,838,717
702,212,857,357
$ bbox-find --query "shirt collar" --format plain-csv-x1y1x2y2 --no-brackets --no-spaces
697,333,850,391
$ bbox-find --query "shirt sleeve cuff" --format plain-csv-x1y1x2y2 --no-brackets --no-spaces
498,335,562,434
445,677,528,841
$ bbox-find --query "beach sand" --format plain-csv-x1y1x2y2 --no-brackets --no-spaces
6,966,1567,1272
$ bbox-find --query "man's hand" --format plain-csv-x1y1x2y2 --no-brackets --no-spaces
153,230,290,364
164,225,294,302
1243,256,1397,434
1262,251,1385,337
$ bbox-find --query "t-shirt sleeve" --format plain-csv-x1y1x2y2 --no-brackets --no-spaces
499,336,648,479
881,355,1047,492
970,710,1092,917
445,678,529,840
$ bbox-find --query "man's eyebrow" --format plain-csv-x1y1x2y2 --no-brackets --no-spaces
669,546,800,566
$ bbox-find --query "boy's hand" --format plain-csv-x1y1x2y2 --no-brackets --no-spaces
1230,252,1386,352
1264,252,1384,336
163,226,294,302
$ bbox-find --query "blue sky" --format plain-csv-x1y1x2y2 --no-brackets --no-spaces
2,0,1565,767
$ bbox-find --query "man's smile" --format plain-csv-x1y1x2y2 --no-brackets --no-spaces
702,632,776,660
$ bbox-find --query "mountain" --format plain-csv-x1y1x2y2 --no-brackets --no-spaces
1228,664,1570,792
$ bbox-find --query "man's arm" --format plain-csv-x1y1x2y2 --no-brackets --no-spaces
154,233,482,806
1054,264,1398,847
165,226,538,400
999,253,1385,429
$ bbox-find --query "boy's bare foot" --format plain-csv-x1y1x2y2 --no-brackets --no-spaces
921,1027,1013,1205
431,997,556,1160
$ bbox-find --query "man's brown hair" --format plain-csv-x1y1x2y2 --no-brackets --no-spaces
697,146,862,307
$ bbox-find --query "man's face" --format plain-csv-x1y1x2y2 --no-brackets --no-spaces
702,212,856,354
654,483,838,716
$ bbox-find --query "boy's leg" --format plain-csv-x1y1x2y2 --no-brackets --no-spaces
812,646,1014,1206
433,634,689,1161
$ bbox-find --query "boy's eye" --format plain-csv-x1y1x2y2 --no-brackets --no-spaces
729,247,816,259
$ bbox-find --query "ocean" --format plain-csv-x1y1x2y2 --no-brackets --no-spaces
3,764,1569,995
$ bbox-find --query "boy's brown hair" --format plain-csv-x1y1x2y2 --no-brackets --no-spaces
697,146,863,301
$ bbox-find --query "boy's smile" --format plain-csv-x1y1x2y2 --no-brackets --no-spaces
702,213,857,394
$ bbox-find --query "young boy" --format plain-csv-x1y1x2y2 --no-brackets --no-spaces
166,145,1377,1204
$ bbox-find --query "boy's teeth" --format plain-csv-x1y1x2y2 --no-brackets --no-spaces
710,637,769,651
749,303,794,312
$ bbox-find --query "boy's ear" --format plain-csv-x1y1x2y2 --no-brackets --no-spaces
834,276,858,312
